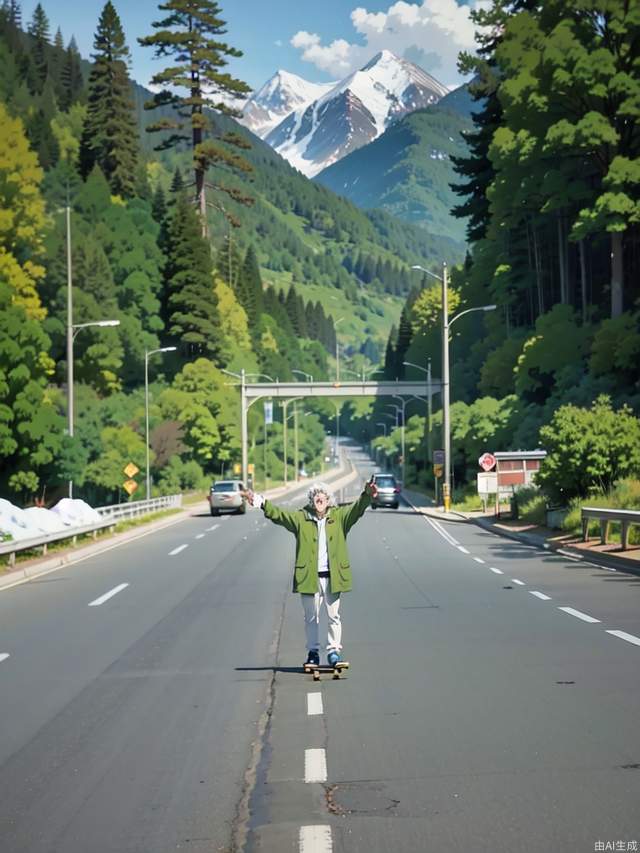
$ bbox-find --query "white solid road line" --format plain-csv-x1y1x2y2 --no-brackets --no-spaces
559,607,600,624
207,524,220,531
530,591,551,600
300,825,332,853
0,654,9,664
305,749,327,783
606,630,640,647
88,583,129,607
512,579,526,586
169,544,188,556
490,567,504,575
307,693,324,716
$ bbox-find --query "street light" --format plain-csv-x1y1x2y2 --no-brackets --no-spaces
221,369,275,486
403,358,433,464
145,346,177,500
342,365,382,382
280,397,303,484
334,317,344,381
292,369,313,382
412,264,496,509
285,408,311,481
67,319,120,498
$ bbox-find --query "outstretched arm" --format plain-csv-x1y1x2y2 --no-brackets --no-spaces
339,478,377,533
242,490,299,534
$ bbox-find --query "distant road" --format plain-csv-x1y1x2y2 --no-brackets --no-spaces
1,447,638,853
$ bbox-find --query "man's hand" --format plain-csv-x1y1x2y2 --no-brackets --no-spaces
364,478,378,499
242,489,256,506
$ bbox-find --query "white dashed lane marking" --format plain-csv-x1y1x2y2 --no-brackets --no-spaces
606,630,640,648
208,524,220,531
0,654,9,664
169,544,188,556
559,607,600,624
195,534,205,539
300,825,332,853
88,583,129,607
489,567,503,575
305,749,327,783
307,693,323,716
530,591,551,600
512,579,526,586
473,557,485,564
457,546,470,554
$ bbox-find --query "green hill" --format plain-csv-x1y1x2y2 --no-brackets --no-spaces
314,104,472,245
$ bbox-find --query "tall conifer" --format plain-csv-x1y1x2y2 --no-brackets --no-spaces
79,2,139,198
139,1,252,234
60,36,83,110
165,193,221,358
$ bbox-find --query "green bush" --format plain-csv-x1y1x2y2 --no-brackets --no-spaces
562,478,640,545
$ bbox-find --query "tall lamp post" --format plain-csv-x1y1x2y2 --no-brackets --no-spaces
403,358,433,481
292,369,313,382
67,320,120,497
334,317,344,381
221,369,274,486
412,264,496,510
280,397,303,484
145,346,176,500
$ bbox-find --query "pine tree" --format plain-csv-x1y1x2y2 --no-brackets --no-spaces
139,0,253,234
395,304,413,379
60,36,83,110
241,245,263,322
79,1,139,198
27,2,50,90
165,193,221,359
169,166,184,196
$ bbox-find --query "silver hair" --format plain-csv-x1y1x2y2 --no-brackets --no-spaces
307,482,336,507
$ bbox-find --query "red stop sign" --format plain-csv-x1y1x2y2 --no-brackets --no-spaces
479,452,496,471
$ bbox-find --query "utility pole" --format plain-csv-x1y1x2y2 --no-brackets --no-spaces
442,262,451,511
65,204,73,498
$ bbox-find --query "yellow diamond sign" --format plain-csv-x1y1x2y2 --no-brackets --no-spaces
123,479,138,495
123,462,139,478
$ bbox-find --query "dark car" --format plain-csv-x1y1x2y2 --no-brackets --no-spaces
371,473,401,509
208,480,247,516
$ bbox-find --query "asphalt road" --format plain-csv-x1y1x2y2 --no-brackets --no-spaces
1,446,638,853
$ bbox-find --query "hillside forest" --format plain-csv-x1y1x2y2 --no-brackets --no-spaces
0,0,457,505
1,0,639,513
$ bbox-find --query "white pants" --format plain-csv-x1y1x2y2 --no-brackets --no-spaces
301,575,342,653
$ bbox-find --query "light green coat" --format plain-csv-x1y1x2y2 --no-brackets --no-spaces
262,490,371,594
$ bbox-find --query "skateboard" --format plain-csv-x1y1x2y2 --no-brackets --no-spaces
303,661,350,681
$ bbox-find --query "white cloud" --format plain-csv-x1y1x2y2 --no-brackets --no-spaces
291,0,484,87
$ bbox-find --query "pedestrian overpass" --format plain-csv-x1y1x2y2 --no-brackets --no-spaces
239,378,442,485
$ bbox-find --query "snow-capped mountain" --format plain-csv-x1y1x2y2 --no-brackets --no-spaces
264,50,449,178
240,70,336,139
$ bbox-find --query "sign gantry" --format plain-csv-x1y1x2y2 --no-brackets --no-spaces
238,378,442,485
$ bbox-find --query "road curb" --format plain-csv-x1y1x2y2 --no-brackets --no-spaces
401,488,640,578
470,516,640,578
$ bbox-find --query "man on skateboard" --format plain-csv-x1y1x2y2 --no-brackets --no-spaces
244,479,377,669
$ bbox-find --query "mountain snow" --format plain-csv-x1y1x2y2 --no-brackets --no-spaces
263,50,449,177
240,70,336,139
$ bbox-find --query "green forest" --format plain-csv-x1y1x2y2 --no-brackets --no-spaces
366,0,639,508
1,0,639,514
0,0,457,505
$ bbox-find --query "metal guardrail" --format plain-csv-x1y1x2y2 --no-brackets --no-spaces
582,507,640,551
96,494,182,522
0,494,183,567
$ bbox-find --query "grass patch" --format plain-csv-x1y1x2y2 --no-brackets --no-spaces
562,478,640,545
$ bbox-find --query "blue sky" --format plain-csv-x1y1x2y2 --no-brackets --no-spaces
25,1,480,91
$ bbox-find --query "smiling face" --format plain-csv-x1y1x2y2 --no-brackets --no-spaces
313,491,329,518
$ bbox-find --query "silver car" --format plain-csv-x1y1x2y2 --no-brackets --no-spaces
208,480,247,516
371,473,401,509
